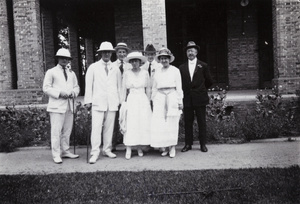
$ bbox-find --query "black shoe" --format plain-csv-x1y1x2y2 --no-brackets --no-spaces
200,145,208,152
181,145,192,152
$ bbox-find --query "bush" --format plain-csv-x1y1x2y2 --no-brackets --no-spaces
0,105,50,152
241,90,299,140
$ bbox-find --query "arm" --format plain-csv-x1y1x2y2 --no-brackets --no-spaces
121,71,127,102
71,71,80,97
175,69,183,106
116,68,122,104
145,72,151,101
151,75,158,101
43,69,61,99
84,65,94,105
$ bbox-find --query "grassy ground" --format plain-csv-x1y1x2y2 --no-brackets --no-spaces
0,166,299,204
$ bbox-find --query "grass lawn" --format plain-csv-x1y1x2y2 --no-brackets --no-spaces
0,166,299,204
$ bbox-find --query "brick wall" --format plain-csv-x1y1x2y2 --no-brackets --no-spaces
272,0,300,94
141,0,167,50
0,89,46,106
0,0,13,90
227,4,259,90
114,0,144,51
13,0,44,89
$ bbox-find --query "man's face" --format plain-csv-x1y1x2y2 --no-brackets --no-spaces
186,48,198,61
101,51,112,62
57,57,70,67
145,52,156,62
116,49,128,61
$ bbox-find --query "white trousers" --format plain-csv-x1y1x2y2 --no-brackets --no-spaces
49,110,73,158
91,110,116,156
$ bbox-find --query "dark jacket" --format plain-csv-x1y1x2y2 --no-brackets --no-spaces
178,59,213,107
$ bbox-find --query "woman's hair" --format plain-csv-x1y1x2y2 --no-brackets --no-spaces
129,58,141,63
158,55,171,61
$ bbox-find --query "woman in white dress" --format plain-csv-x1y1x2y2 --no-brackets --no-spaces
121,51,152,159
150,48,183,158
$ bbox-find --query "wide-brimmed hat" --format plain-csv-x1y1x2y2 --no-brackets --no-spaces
184,41,200,52
114,42,130,52
155,48,175,63
55,48,72,59
124,51,147,63
97,41,115,52
143,44,156,54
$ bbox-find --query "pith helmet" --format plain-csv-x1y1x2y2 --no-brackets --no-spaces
55,48,72,59
97,41,115,52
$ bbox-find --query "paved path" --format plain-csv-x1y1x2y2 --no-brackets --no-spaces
0,138,299,175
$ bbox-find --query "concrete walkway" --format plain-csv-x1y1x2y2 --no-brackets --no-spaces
0,138,299,175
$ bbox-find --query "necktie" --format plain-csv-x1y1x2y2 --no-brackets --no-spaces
119,61,124,74
105,63,108,75
63,68,68,81
148,63,152,76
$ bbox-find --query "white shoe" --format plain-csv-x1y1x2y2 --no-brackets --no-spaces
89,155,98,164
169,146,176,158
103,152,117,158
161,150,168,157
61,152,79,159
125,147,131,160
137,149,143,157
53,157,62,164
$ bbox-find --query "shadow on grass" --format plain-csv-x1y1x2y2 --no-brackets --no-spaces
0,166,299,204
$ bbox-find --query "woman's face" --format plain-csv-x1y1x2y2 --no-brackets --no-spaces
159,56,170,67
129,59,141,69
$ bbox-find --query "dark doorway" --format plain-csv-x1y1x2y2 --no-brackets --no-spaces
257,0,274,89
166,0,228,88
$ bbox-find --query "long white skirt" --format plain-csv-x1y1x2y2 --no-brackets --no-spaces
124,91,152,146
150,91,181,148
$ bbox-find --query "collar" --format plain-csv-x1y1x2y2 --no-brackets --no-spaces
100,59,113,70
188,58,197,64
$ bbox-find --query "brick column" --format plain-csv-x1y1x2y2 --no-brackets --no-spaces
13,0,44,89
227,4,259,90
272,0,300,94
40,7,55,71
0,0,13,90
141,0,167,50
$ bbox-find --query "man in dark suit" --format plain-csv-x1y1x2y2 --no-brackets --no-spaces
178,41,213,152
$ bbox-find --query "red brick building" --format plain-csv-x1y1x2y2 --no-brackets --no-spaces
0,0,299,105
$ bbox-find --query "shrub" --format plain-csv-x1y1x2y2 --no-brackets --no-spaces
241,90,299,140
0,105,50,152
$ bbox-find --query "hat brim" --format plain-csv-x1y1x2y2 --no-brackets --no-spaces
124,55,147,63
96,48,115,52
184,45,200,52
114,46,130,52
55,55,72,60
143,51,156,54
155,54,175,63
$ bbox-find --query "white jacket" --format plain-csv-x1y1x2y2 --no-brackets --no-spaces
84,59,122,111
43,64,80,113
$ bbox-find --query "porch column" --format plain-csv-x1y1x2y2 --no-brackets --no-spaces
68,24,80,85
0,0,13,90
272,0,300,94
141,0,167,50
13,0,44,89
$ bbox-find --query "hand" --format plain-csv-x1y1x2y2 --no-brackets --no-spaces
59,91,69,99
84,103,92,111
178,104,183,110
68,92,75,99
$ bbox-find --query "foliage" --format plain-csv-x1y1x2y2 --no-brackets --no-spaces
0,166,299,203
241,90,299,140
0,88,299,152
206,89,245,143
0,105,50,152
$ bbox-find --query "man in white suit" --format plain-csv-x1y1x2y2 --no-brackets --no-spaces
84,41,122,164
43,48,80,164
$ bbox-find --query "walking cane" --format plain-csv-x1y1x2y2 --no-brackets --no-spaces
72,97,76,154
86,107,91,163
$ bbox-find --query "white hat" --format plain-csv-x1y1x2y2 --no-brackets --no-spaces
97,41,115,52
55,48,72,59
155,48,175,63
124,51,147,63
